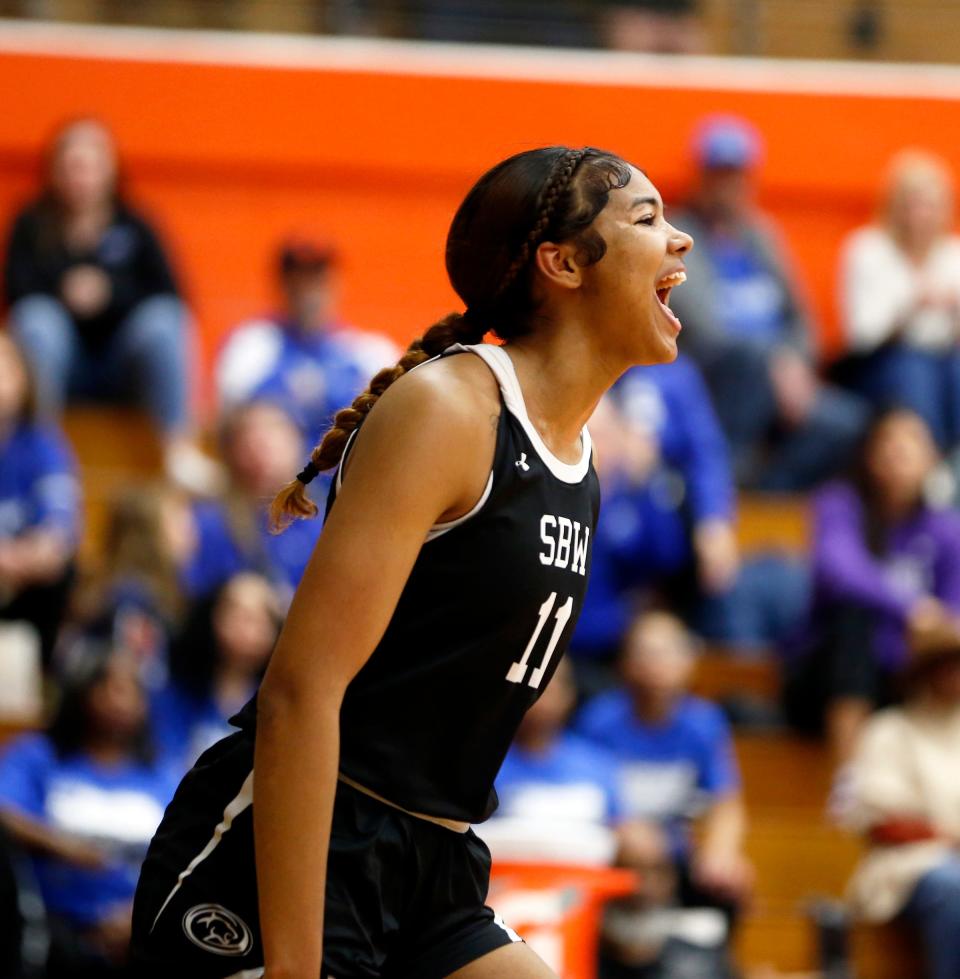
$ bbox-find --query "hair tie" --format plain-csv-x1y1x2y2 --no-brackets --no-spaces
296,460,320,485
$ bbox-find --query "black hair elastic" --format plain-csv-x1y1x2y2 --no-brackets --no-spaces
296,460,321,485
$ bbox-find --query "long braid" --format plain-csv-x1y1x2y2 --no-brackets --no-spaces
269,312,486,531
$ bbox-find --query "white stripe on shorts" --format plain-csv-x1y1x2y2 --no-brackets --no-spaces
150,770,254,933
225,970,264,978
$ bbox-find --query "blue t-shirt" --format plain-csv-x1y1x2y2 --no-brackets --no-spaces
183,498,325,602
495,733,621,825
251,325,376,444
150,680,255,774
571,357,735,658
0,735,177,926
0,422,80,544
613,357,734,527
707,232,786,345
575,691,739,854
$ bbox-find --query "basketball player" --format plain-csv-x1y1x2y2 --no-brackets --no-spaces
130,146,692,979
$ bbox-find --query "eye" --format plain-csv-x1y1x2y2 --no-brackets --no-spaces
635,214,656,226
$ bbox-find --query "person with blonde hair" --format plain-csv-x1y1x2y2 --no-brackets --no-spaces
842,620,960,979
839,150,960,448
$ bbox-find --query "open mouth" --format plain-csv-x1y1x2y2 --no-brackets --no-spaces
655,269,687,309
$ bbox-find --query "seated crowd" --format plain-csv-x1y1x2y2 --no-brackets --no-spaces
2,114,960,978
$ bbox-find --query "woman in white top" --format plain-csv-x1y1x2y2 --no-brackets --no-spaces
840,150,960,448
843,622,960,979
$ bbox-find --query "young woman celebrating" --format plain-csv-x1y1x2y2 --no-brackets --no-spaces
131,145,692,979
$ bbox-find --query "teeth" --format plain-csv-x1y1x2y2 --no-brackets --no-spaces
656,271,687,288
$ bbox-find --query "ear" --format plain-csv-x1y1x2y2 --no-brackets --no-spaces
532,240,583,292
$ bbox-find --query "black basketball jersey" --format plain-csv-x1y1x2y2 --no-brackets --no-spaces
237,343,600,824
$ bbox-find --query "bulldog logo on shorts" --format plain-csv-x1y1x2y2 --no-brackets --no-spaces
182,903,253,956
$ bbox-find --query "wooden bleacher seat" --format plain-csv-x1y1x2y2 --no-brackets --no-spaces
62,407,164,561
735,733,834,812
692,650,780,705
736,493,810,556
728,732,925,976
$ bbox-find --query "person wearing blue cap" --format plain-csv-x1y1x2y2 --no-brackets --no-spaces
668,115,868,490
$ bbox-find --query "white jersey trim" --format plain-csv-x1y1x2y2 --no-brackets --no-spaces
452,343,592,484
149,771,254,934
425,472,494,542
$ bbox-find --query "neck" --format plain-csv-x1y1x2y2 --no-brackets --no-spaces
514,728,557,754
630,689,676,724
505,318,625,455
84,736,130,766
215,662,254,707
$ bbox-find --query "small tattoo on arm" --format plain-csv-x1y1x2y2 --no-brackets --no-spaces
490,414,499,432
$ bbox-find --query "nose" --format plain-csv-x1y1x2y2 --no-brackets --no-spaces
668,223,694,256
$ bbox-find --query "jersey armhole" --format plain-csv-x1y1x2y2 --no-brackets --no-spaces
333,391,501,545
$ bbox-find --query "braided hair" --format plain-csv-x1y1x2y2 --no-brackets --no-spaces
270,145,632,531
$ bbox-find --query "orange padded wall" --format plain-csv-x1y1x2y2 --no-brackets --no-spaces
1,28,957,405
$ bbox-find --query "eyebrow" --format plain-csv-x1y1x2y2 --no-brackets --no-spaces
630,195,661,209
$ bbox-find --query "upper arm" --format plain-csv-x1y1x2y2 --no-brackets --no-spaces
698,705,740,795
260,359,498,708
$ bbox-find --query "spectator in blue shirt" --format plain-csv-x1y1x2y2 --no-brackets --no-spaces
0,648,177,977
152,572,280,774
669,115,867,490
0,332,80,666
185,399,326,604
216,237,397,444
576,611,752,937
572,379,738,669
495,658,621,828
572,368,808,683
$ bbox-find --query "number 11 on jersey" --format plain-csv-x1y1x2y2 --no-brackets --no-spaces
506,591,574,689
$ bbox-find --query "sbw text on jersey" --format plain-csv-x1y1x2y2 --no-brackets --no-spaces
539,515,590,576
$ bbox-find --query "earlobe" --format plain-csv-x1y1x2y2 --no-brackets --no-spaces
534,242,583,291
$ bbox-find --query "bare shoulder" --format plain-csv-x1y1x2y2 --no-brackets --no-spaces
367,348,501,441
338,349,501,518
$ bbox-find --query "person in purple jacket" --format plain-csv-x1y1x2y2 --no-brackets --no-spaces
785,407,960,760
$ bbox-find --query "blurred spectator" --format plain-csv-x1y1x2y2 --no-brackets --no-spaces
600,0,705,54
216,237,397,443
841,621,960,979
0,332,80,667
0,648,176,978
576,611,752,974
186,399,324,603
496,658,621,826
73,484,195,687
670,115,867,489
152,572,279,773
3,118,217,494
838,151,960,449
571,365,807,685
785,408,960,761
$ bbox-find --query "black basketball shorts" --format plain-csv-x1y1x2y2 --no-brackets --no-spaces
130,731,521,978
